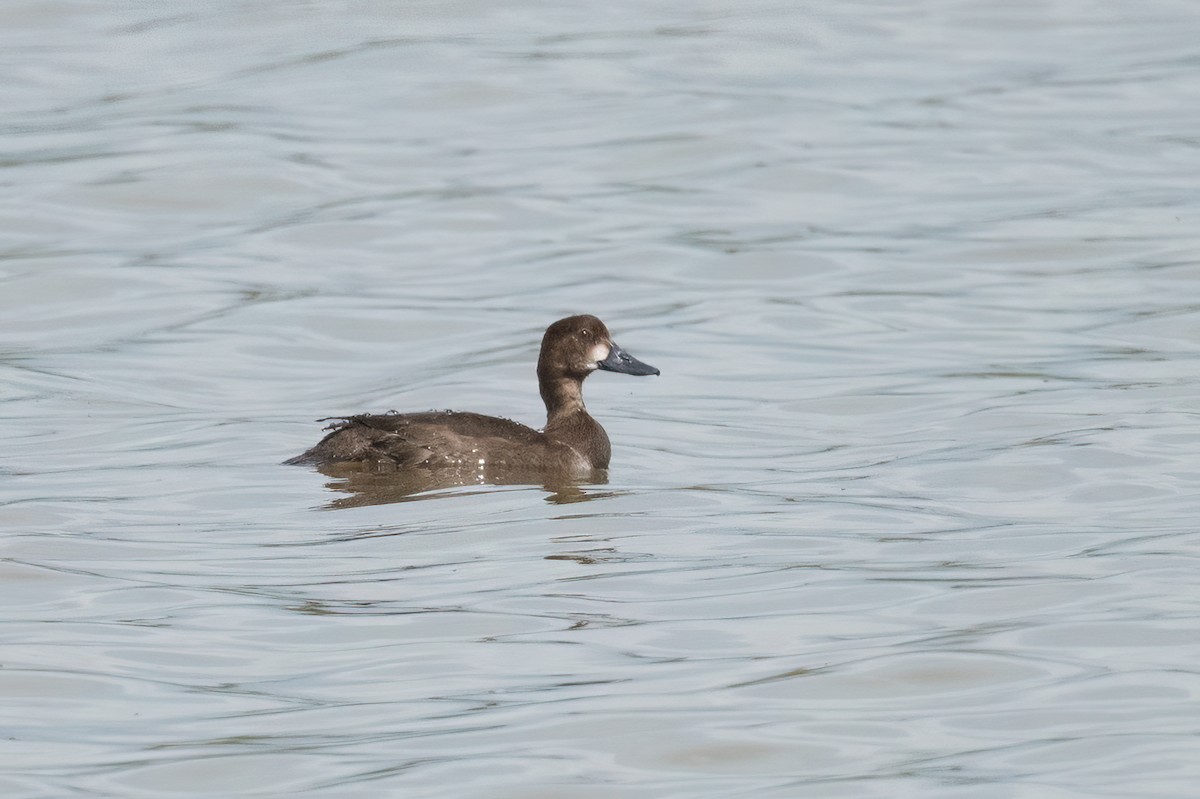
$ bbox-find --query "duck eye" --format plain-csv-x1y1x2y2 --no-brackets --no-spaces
580,329,591,338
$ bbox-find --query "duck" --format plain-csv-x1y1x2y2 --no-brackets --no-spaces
286,314,659,473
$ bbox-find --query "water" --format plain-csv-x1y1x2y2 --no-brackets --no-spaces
3,1,1200,796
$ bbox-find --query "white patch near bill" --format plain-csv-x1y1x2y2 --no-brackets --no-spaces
588,342,610,368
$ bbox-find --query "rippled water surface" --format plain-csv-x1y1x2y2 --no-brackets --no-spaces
4,1,1200,796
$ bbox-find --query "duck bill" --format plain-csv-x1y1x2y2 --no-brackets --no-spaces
598,342,660,376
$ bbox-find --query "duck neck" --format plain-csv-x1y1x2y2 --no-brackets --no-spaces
540,374,588,424
539,371,611,469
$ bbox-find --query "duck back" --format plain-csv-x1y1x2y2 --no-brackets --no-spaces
286,411,583,471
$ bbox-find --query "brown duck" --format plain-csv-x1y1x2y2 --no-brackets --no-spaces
286,315,659,473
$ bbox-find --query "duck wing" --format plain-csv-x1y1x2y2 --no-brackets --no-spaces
287,411,546,468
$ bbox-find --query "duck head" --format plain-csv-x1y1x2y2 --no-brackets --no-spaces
537,315,660,381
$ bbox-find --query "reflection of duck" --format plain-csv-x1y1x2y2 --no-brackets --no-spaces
287,315,659,478
313,464,622,510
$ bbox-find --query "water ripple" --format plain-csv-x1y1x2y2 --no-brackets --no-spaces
3,1,1200,796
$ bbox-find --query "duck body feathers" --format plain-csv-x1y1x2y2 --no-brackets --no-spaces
286,410,599,473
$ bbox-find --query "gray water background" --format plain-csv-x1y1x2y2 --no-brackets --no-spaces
2,1,1200,796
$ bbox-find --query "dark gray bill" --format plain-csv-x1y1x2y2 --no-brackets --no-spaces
598,342,660,376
